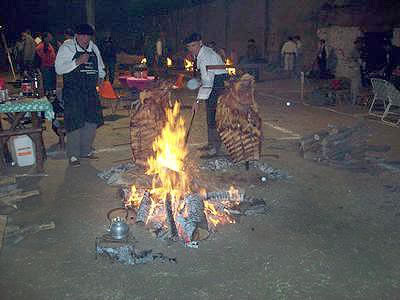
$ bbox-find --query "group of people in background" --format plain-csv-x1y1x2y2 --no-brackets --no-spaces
12,27,118,90
281,36,303,76
13,28,75,95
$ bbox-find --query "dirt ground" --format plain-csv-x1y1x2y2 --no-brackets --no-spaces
0,75,399,299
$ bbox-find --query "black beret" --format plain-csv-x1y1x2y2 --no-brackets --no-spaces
183,32,202,44
75,24,94,35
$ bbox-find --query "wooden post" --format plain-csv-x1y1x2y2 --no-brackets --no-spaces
224,0,231,53
301,71,305,103
86,0,95,30
264,0,270,59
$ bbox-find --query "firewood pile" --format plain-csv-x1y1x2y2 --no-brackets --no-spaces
0,175,55,248
130,81,172,167
299,122,390,165
120,187,271,245
216,74,262,163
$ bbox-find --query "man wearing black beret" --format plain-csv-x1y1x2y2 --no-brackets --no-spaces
184,33,228,159
55,24,105,167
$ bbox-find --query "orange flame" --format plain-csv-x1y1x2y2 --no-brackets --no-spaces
126,100,237,237
127,185,141,208
204,200,235,227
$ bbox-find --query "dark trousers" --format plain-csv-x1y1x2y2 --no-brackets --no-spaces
104,62,115,84
66,122,97,159
206,74,228,151
41,66,56,93
318,57,327,78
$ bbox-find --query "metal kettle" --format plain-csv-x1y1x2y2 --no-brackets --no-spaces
106,208,129,240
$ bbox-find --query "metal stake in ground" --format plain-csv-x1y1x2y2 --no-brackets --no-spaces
185,102,198,145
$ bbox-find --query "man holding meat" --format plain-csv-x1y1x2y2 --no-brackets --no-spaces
185,33,228,159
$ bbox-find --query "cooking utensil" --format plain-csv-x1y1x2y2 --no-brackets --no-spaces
106,208,129,240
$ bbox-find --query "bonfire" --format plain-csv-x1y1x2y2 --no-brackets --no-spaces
126,101,240,244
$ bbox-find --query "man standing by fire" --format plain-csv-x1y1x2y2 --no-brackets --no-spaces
55,24,105,167
185,33,228,159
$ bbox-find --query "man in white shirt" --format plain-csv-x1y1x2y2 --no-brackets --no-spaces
55,23,105,167
281,37,297,72
184,33,228,159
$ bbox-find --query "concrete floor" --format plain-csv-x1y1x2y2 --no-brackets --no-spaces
0,77,399,299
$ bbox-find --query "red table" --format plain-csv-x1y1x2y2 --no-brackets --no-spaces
118,76,155,91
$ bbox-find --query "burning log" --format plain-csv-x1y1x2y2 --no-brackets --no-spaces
185,194,207,226
136,191,152,224
206,190,244,203
175,193,209,242
165,193,178,238
216,74,262,163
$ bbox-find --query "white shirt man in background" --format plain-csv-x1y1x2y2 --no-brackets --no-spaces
281,37,297,72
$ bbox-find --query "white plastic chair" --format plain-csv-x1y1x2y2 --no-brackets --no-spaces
369,78,389,118
383,81,400,126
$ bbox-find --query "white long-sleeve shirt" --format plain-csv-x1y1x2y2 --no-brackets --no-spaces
55,38,105,78
196,45,227,100
281,40,297,55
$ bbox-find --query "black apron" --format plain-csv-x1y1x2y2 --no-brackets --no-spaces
63,43,103,132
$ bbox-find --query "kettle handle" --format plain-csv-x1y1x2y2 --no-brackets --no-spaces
107,207,129,224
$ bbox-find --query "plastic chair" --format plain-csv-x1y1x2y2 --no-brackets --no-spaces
369,78,389,118
383,81,400,126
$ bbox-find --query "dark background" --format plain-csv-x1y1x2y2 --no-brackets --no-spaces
0,0,212,42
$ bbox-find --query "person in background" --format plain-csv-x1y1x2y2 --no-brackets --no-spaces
155,31,168,70
13,37,24,75
100,31,117,84
230,48,238,66
281,36,297,73
382,39,400,83
349,39,363,105
317,39,329,78
55,23,105,167
21,29,36,74
294,35,303,75
58,28,75,48
35,32,57,94
208,41,226,62
184,32,228,159
246,39,259,63
143,34,155,71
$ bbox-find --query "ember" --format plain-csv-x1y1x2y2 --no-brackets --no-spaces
125,101,238,243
